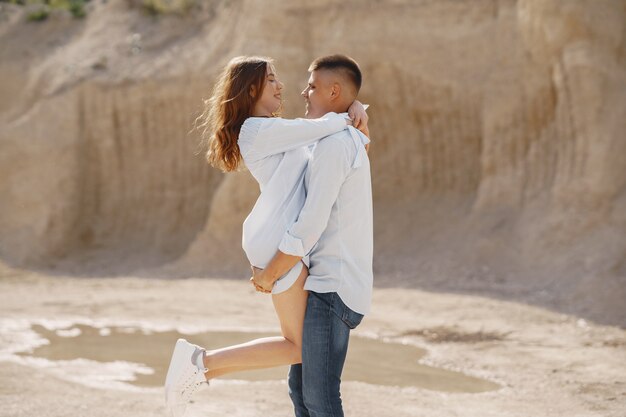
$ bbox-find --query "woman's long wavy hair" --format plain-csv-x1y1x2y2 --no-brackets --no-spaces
195,56,274,172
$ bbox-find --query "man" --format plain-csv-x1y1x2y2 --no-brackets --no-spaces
252,54,373,417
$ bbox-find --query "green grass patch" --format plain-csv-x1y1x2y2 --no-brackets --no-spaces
27,7,48,21
141,0,197,15
1,0,91,19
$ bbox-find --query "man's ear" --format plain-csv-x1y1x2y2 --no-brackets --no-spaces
330,82,341,101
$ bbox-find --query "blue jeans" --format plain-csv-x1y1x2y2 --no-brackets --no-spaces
288,291,364,417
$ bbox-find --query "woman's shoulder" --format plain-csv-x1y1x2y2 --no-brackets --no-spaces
239,116,292,143
241,116,267,130
239,117,266,143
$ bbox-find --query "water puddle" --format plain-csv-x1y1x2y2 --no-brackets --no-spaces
10,322,500,393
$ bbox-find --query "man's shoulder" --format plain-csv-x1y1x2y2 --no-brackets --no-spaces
317,130,354,152
311,132,356,166
326,128,352,140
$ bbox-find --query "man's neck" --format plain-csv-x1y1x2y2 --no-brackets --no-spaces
319,103,350,116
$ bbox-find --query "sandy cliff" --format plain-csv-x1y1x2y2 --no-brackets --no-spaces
0,0,624,325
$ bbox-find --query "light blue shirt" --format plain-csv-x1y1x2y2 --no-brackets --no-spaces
279,128,373,315
238,113,349,294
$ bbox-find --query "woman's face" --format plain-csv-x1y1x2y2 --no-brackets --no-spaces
252,64,284,117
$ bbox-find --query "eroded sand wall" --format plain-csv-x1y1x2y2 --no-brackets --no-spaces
0,0,624,323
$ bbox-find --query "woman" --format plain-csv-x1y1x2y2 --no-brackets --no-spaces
164,56,369,416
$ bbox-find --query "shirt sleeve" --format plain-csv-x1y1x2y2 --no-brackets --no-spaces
238,112,348,163
278,136,353,257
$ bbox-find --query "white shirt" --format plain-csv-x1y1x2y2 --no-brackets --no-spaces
278,127,373,315
238,113,349,294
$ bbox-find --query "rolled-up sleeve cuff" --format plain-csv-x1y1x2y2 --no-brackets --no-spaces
279,232,305,257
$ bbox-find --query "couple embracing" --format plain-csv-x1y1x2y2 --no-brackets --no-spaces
165,54,373,417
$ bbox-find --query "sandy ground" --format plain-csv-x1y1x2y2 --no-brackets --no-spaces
0,262,625,417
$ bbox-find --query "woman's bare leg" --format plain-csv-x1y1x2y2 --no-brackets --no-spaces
204,365,276,380
202,264,308,380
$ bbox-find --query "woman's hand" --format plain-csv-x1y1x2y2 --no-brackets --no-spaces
348,100,369,131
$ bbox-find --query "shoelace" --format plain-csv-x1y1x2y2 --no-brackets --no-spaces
181,380,205,402
177,367,208,403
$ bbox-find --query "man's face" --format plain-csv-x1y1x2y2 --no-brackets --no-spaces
301,70,334,119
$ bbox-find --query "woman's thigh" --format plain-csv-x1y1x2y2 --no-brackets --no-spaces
271,263,309,350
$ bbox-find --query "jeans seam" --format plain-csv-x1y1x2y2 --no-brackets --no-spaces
324,293,335,416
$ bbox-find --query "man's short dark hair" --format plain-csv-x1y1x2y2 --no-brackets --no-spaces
308,54,362,94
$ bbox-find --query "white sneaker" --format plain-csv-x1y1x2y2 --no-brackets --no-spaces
164,338,209,417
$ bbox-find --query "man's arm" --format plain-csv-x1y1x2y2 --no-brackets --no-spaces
252,136,352,292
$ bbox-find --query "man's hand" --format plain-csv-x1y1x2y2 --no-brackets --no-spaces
252,251,302,294
249,277,270,293
250,266,273,294
348,100,369,131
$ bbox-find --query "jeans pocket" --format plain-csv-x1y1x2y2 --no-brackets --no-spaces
340,307,364,329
